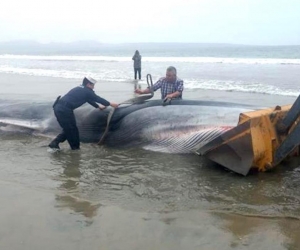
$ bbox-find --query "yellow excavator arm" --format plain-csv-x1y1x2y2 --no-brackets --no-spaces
194,95,300,176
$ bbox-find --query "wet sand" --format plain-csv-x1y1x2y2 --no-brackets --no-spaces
2,181,298,250
1,138,300,250
0,72,296,106
0,73,300,250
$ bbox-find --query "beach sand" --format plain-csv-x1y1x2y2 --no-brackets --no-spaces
0,73,300,250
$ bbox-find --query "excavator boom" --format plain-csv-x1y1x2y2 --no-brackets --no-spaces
194,95,300,175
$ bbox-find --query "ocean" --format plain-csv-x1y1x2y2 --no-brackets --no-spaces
0,43,300,250
1,44,300,97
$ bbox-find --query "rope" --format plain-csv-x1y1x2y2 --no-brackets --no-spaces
97,74,154,145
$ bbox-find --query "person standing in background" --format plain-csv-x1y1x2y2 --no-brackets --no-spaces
132,50,142,80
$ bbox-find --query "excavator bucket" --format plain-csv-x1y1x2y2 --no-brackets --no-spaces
194,104,298,175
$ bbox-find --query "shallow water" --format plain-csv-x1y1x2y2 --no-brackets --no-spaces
1,132,300,249
2,133,299,217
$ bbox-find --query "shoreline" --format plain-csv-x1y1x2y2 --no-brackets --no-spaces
0,72,296,106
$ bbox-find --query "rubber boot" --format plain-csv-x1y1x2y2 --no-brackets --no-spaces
48,139,60,149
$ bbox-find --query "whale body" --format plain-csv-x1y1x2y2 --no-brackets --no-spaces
0,99,255,153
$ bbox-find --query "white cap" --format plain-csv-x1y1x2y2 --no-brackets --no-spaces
85,76,97,85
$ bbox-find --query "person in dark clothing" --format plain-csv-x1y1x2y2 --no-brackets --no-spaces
132,50,142,80
48,76,118,150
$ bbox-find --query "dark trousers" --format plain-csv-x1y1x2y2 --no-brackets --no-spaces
53,104,80,150
134,68,141,80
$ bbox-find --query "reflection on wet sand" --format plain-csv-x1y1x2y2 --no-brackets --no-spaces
278,218,300,250
50,151,100,220
1,133,300,249
213,211,300,250
210,159,300,250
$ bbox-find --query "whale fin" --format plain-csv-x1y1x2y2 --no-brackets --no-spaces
0,118,43,130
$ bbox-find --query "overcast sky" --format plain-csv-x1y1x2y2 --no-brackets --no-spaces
1,0,299,45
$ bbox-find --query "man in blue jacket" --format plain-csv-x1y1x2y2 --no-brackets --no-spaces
49,77,118,150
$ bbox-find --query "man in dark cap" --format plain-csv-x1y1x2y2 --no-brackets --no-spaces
48,76,118,150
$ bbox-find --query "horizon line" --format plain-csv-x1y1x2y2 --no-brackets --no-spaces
0,40,300,47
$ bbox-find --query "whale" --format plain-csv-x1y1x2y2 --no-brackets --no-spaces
0,99,256,154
